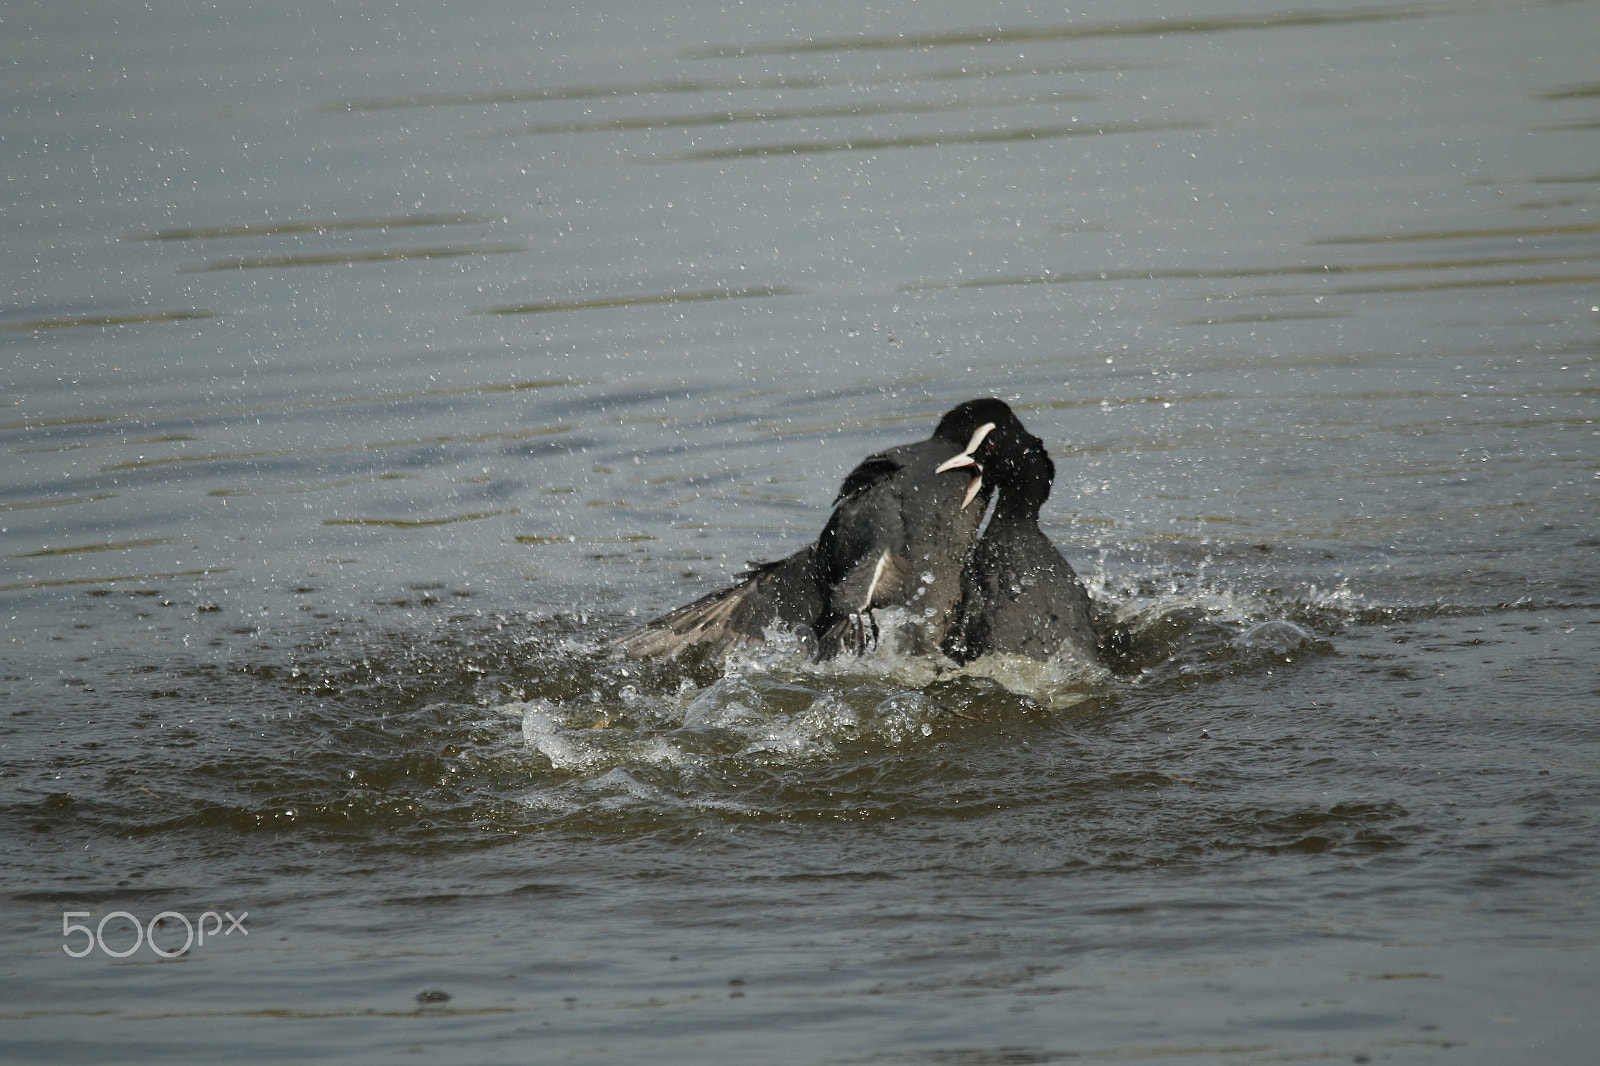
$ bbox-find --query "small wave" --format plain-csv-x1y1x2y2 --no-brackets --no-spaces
949,650,1110,707
1235,619,1326,654
489,573,1357,820
504,662,946,782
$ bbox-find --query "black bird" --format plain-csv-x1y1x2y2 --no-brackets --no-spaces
938,415,1113,668
613,399,1016,662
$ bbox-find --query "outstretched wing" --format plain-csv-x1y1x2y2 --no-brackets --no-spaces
612,546,822,661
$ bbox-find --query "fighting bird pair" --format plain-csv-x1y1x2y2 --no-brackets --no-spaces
614,398,1113,669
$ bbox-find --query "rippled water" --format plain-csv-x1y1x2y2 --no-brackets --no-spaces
4,0,1598,1062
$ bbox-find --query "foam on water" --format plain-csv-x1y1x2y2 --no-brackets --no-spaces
507,615,1082,779
490,572,1360,821
517,702,698,773
948,650,1110,708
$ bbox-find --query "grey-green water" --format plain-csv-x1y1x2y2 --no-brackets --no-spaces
3,0,1597,1061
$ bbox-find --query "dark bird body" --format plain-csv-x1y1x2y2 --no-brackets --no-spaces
939,419,1111,667
614,400,1014,662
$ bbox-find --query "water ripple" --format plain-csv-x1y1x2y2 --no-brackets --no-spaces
649,118,1209,162
683,3,1464,58
478,286,800,316
321,59,1145,113
177,243,526,273
124,213,498,242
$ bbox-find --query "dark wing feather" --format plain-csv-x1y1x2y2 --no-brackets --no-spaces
612,547,822,661
831,454,900,505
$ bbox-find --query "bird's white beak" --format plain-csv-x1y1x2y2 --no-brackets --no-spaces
935,422,995,509
961,422,996,456
934,421,995,473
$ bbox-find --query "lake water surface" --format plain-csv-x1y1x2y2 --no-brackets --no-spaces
3,0,1598,1062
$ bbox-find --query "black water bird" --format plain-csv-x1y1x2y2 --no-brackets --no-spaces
938,415,1115,668
614,399,1018,662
